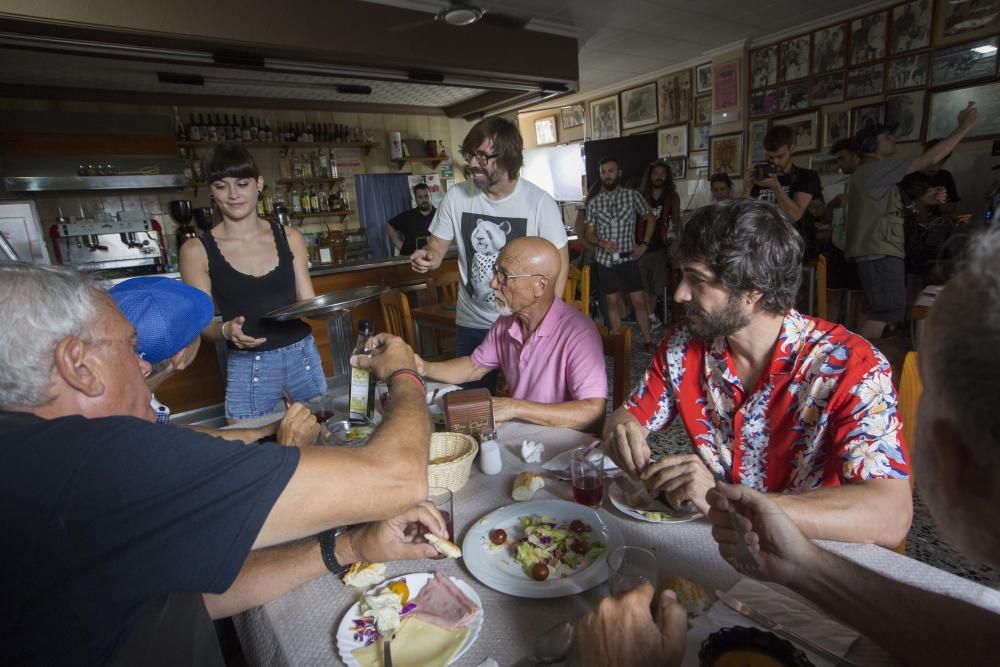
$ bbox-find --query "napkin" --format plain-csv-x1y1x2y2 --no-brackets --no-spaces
682,578,859,667
352,617,468,667
541,444,618,472
521,440,544,463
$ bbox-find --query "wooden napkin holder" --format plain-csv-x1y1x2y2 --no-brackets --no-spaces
443,388,494,440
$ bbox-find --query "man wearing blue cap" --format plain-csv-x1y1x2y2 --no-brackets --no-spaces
109,277,316,446
844,102,978,340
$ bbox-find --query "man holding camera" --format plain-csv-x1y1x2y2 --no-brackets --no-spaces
585,156,658,350
749,125,822,257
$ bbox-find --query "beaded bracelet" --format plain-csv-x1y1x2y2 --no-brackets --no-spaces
388,369,426,393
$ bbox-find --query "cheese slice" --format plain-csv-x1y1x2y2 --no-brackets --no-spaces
351,617,469,667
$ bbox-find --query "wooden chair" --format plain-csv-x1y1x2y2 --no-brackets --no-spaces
425,271,460,306
379,289,416,348
815,253,828,321
893,350,922,554
563,264,591,318
597,324,632,411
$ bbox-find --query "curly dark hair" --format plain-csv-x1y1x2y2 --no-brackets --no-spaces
671,200,803,314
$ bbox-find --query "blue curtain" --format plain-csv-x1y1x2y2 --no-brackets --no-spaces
354,173,412,259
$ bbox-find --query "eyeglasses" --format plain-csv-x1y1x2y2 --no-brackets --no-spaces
462,151,499,165
492,263,545,286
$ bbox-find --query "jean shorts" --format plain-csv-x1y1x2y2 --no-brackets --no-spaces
225,335,327,420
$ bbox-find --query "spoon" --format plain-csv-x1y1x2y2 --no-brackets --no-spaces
512,620,574,666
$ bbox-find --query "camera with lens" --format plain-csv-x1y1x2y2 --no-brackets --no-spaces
753,161,783,181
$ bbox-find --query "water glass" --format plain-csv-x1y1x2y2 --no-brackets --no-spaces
428,486,454,540
570,446,605,508
607,546,658,595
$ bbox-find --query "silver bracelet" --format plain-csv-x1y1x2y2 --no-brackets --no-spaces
221,320,231,341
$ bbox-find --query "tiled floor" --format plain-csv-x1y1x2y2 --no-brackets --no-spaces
617,324,1000,589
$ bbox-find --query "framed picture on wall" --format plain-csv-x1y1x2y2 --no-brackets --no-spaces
774,111,820,153
887,52,929,90
658,70,692,125
658,124,688,157
714,60,741,112
692,125,711,151
620,82,658,129
780,34,812,81
667,156,687,179
696,63,713,94
931,37,999,86
824,109,851,147
813,23,846,72
846,64,885,98
689,151,709,169
710,133,743,178
777,82,809,112
851,103,884,134
927,81,1000,140
748,119,769,165
589,96,620,140
750,46,778,89
749,89,778,117
534,116,558,146
891,0,933,54
850,11,888,65
695,96,713,125
932,0,1000,47
885,90,926,142
560,104,585,130
810,72,845,105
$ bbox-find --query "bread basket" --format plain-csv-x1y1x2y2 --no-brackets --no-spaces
427,432,479,492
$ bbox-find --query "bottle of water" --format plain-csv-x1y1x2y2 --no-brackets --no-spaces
349,320,376,424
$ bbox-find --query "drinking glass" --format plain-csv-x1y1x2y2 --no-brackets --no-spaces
306,394,336,424
570,446,605,508
607,546,658,595
428,487,454,540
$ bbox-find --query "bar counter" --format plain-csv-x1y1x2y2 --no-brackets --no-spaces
151,252,458,413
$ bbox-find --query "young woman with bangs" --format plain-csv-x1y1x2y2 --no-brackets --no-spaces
180,143,326,421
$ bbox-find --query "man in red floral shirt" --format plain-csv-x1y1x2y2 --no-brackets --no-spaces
603,199,912,547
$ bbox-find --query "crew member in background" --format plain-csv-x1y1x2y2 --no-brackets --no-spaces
845,103,977,340
585,156,657,352
409,117,569,393
637,160,681,329
819,138,862,323
899,138,960,218
749,124,822,257
709,173,734,201
385,183,436,255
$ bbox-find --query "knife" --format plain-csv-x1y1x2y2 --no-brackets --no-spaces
715,590,858,667
383,632,393,667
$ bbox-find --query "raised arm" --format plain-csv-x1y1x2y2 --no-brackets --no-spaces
911,102,978,174
417,353,489,386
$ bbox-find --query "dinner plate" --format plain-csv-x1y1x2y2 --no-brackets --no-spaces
335,572,484,667
462,499,624,599
607,479,703,523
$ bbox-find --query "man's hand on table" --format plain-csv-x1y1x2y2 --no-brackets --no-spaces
350,332,418,381
491,396,518,424
641,454,715,515
338,501,449,564
707,481,818,586
578,583,687,667
602,418,652,476
276,403,320,447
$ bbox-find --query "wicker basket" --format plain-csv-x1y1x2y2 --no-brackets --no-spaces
427,432,479,492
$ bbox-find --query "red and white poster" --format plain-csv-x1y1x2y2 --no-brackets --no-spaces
713,60,740,112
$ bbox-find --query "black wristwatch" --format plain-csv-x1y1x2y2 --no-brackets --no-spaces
318,526,353,575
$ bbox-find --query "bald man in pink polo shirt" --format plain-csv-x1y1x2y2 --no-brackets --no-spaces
414,237,608,432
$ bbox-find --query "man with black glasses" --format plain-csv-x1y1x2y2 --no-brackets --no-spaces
410,117,568,392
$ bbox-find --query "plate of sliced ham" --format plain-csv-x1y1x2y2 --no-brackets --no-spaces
336,571,483,667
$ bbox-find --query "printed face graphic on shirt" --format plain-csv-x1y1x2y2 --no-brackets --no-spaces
461,213,526,305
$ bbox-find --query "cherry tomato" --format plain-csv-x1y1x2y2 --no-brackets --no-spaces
572,540,588,555
570,519,587,533
532,562,550,581
489,529,507,545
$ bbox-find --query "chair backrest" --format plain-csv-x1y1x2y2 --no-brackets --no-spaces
563,264,591,317
597,323,632,410
426,270,460,306
379,289,416,348
815,253,828,321
892,350,922,554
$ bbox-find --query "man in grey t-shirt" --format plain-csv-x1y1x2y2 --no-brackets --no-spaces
845,103,978,339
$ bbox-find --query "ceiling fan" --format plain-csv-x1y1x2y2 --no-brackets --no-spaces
388,2,530,31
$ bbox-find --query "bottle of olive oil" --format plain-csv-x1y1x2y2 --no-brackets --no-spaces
349,320,376,424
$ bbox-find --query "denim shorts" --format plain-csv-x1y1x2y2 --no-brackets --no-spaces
225,335,327,419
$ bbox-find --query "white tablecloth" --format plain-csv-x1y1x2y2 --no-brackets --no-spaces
233,422,1000,666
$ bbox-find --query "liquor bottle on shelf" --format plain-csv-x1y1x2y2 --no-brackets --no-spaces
187,113,201,142
241,116,251,141
302,152,314,178
256,196,266,217
173,107,185,141
264,118,273,142
207,116,217,142
309,186,320,214
191,154,203,182
289,186,302,214
291,150,303,179
262,185,274,216
318,149,329,179
319,184,330,212
301,186,312,214
341,188,351,211
329,150,339,179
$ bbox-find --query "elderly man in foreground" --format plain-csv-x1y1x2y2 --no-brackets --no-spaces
0,263,445,665
414,236,607,432
603,200,912,547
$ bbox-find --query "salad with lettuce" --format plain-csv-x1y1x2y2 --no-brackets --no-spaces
510,514,606,581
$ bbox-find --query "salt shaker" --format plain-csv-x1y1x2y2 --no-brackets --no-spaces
479,432,503,475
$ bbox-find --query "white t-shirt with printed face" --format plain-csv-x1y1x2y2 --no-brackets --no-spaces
429,177,568,329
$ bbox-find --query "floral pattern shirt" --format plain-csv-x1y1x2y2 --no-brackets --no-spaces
626,310,910,492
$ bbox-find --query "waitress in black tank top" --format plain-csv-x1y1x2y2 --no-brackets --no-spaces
179,144,326,420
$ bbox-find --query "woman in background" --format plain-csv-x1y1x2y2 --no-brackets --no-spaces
180,144,326,420
709,172,734,201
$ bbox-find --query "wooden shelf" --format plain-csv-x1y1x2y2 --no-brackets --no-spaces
265,209,354,221
177,140,379,155
391,156,445,170
275,177,343,185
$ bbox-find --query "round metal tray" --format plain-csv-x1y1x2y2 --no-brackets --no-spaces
263,285,389,321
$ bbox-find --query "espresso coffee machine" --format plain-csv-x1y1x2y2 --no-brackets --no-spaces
49,211,166,275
